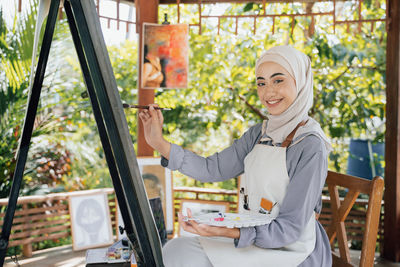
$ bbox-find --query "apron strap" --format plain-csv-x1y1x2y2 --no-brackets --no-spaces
281,120,308,148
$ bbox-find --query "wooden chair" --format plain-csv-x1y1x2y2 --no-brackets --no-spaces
324,171,384,267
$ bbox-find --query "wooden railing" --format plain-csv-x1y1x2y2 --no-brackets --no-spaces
173,186,238,214
0,189,117,257
0,186,384,258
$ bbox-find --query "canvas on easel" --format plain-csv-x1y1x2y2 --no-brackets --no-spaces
137,157,174,234
117,158,173,237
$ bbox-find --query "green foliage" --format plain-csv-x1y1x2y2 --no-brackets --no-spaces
307,25,386,171
108,40,139,144
156,33,265,152
0,0,86,196
0,1,37,197
49,39,142,190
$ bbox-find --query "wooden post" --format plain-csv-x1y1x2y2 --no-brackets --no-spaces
136,0,158,156
383,0,400,262
22,204,32,258
22,243,32,258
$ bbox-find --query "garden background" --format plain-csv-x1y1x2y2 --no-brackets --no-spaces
0,0,386,254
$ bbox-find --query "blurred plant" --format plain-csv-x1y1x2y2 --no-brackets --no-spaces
307,27,386,171
0,1,37,197
28,143,72,185
0,0,76,197
53,39,141,190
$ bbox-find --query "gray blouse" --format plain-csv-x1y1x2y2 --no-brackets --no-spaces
161,123,332,266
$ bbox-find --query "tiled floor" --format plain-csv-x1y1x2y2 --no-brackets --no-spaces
4,244,400,267
4,245,86,267
348,249,400,267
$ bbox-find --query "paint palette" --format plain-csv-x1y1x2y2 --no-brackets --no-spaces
186,212,275,228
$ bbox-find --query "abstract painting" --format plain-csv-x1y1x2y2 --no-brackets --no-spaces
142,23,188,89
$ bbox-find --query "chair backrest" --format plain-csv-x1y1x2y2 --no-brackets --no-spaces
325,171,384,267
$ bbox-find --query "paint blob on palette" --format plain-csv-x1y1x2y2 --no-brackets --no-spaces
183,212,275,228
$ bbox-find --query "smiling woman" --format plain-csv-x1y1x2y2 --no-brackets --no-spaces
256,62,297,116
139,46,334,267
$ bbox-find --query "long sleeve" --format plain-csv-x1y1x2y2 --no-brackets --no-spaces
161,124,262,183
235,134,328,248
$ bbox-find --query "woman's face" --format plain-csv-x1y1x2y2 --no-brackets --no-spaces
256,61,297,115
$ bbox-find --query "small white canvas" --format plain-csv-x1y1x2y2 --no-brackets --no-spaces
69,191,114,251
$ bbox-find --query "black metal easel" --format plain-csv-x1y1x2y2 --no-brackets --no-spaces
0,0,164,266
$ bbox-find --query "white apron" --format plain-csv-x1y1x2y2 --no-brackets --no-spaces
199,121,316,267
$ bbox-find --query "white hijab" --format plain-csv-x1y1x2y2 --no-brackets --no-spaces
256,46,332,152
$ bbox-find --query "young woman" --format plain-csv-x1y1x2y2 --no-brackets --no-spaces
139,45,332,267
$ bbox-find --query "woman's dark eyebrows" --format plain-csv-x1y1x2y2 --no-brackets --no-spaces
257,73,285,80
270,72,285,78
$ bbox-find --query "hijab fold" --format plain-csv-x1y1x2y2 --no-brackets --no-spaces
256,46,332,152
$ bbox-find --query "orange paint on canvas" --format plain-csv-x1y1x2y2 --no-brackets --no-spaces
142,23,189,89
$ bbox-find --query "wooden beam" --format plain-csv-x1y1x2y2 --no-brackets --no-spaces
122,0,365,4
383,0,400,262
157,0,353,4
136,0,158,156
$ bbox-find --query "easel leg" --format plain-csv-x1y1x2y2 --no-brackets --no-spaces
68,0,163,262
64,1,144,263
67,1,163,264
0,0,60,264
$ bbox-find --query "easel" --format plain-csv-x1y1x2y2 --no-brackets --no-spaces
0,0,164,266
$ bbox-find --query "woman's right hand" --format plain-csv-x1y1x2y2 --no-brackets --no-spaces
138,104,171,159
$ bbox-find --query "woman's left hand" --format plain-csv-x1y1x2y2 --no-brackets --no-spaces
178,208,240,239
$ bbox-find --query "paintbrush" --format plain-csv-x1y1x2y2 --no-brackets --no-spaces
122,103,172,111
